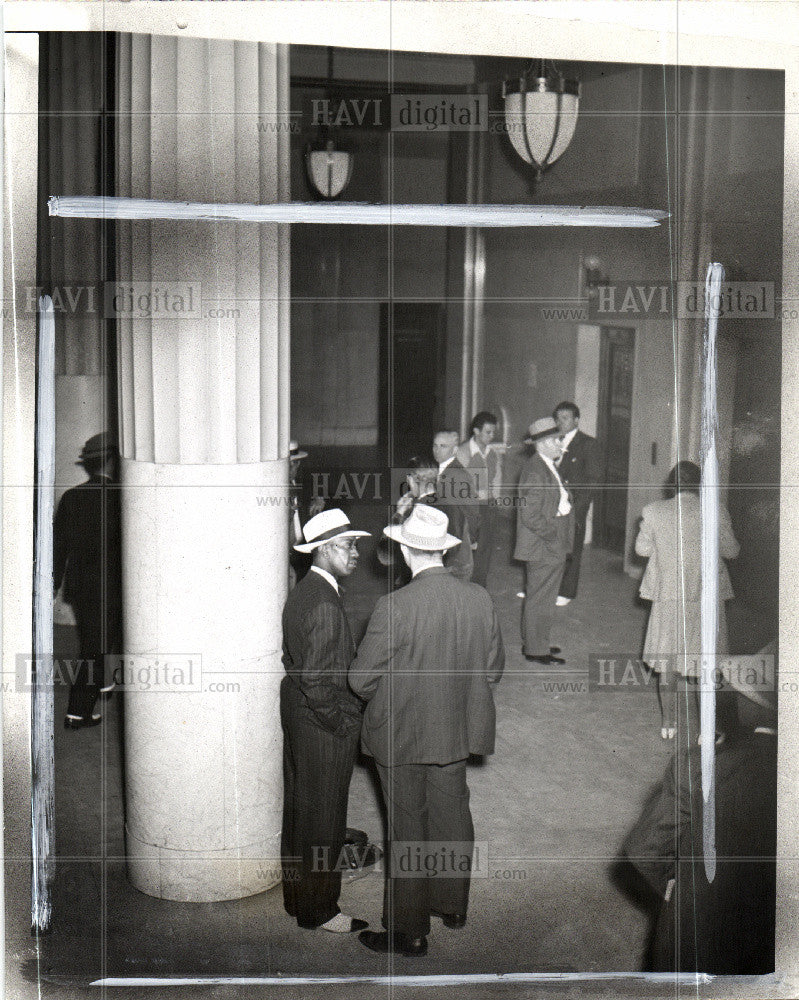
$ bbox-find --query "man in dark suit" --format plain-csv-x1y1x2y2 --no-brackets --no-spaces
53,432,121,730
280,508,371,933
350,504,505,957
433,429,477,582
553,402,600,605
515,418,574,665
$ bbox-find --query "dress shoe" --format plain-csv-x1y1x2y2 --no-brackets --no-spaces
555,596,572,606
524,654,565,665
64,714,101,730
550,646,561,655
358,930,427,957
431,908,466,929
319,913,368,933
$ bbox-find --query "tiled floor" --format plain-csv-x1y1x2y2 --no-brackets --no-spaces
36,513,773,994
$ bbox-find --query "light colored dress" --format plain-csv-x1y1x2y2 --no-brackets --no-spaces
635,491,740,678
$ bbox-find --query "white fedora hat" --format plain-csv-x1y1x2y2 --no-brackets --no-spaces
289,439,308,460
294,508,370,553
384,504,461,552
523,416,560,444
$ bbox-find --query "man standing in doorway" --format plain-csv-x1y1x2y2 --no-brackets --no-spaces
456,411,500,589
552,402,600,606
351,504,504,957
280,508,371,933
516,418,573,665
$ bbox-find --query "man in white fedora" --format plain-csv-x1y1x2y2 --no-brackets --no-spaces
351,504,505,957
280,508,371,933
515,417,574,665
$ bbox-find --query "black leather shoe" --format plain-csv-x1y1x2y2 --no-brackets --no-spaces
431,908,466,929
64,717,84,730
550,646,562,655
358,930,428,957
524,653,565,665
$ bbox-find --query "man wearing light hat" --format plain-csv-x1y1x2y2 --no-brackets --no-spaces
515,417,574,665
351,504,505,957
280,508,371,934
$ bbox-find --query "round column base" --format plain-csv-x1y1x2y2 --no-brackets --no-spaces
126,825,282,902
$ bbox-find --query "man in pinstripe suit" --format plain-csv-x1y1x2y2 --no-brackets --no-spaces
351,505,505,956
280,509,371,933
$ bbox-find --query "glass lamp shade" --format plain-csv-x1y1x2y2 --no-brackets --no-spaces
305,141,353,199
503,86,579,173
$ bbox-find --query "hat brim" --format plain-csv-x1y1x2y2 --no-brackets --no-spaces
524,429,560,444
289,450,308,461
294,528,370,553
383,523,462,552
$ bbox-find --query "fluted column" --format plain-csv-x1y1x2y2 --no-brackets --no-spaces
116,35,290,901
41,33,113,506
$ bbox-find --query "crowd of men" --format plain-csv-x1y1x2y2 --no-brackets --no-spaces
280,402,598,956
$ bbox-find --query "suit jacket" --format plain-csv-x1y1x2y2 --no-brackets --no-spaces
53,474,122,617
349,566,505,766
281,569,363,737
436,458,477,580
635,492,739,602
557,429,600,512
514,453,574,564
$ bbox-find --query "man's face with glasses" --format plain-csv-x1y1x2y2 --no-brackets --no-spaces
323,536,361,578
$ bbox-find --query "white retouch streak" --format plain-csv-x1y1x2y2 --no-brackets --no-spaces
48,196,668,229
92,972,714,987
701,263,724,883
32,296,56,931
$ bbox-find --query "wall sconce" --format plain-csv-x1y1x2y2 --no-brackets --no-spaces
502,59,580,179
304,47,354,200
305,139,353,200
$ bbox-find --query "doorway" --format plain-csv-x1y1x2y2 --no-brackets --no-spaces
378,302,445,466
594,325,635,553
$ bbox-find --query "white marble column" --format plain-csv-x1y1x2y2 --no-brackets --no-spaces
116,35,290,901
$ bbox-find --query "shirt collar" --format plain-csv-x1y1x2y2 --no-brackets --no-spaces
469,437,485,458
310,565,339,594
438,455,456,474
412,563,446,578
561,427,578,449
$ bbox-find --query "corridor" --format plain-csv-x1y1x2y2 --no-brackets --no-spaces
38,507,771,987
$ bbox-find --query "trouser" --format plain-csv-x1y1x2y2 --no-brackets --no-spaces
558,504,589,600
522,557,567,656
280,677,359,928
66,606,121,721
471,505,495,589
376,759,473,939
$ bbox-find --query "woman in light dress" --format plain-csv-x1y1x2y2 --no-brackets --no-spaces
635,461,740,741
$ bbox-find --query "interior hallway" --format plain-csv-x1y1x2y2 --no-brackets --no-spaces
37,505,768,987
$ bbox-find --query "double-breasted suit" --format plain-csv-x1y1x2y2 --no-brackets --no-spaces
280,568,364,928
350,566,504,938
515,452,574,656
556,429,600,599
436,457,477,581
